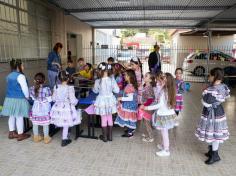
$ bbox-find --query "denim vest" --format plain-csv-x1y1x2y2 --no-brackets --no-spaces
6,71,25,98
47,51,61,72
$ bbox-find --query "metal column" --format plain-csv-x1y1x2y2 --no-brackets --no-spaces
206,31,212,82
92,27,95,64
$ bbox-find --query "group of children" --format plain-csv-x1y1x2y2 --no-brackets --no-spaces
91,57,186,158
2,59,81,147
1,56,230,165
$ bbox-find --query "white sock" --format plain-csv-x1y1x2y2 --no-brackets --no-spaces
8,116,16,131
212,141,220,151
16,117,24,134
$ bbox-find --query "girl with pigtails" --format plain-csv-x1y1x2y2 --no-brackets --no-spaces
93,62,120,142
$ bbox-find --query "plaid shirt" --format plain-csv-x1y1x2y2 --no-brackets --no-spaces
30,86,51,101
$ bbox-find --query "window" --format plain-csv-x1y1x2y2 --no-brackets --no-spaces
0,0,51,61
195,53,207,60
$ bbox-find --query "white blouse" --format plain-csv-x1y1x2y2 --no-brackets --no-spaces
93,77,120,96
145,91,175,116
17,74,29,99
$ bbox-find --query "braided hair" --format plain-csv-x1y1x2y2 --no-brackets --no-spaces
34,73,45,98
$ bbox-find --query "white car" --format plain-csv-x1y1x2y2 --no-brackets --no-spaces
183,50,236,76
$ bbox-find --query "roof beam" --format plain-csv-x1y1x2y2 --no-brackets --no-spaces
197,3,236,28
67,6,229,13
81,17,209,22
93,25,195,29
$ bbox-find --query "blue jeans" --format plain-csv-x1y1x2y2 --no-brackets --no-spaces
48,70,58,89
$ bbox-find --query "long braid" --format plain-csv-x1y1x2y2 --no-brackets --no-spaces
34,73,45,98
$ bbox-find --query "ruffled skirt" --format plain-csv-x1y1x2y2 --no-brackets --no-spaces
50,102,81,127
30,101,51,125
175,93,184,112
1,97,29,118
94,95,117,115
152,112,176,130
195,114,229,143
114,103,137,129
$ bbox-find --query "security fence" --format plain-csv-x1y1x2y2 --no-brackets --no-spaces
82,44,236,83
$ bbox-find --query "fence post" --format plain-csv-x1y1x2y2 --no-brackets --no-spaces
206,31,212,83
92,27,95,64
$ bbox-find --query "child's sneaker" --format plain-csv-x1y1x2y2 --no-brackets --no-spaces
141,133,146,137
44,136,52,144
33,135,43,143
156,150,170,157
142,137,154,143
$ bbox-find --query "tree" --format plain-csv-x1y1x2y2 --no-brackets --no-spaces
121,29,139,37
121,28,170,44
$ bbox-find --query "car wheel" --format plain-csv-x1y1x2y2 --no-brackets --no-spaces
194,66,205,76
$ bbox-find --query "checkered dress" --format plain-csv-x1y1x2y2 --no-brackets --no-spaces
29,86,52,125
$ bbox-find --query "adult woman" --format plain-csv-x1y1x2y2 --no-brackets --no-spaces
47,42,63,89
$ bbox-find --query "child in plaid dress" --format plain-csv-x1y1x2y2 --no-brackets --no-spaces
30,73,52,144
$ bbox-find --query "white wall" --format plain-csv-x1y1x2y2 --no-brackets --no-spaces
175,35,234,49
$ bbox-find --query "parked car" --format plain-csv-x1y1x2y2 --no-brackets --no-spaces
224,66,236,87
183,50,236,76
116,50,136,62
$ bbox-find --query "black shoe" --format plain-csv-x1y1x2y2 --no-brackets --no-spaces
61,139,72,147
107,126,113,141
205,145,212,157
99,127,107,142
205,150,221,165
121,133,133,138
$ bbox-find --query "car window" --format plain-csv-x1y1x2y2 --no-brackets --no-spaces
118,51,135,57
195,53,207,60
218,53,232,62
210,53,220,61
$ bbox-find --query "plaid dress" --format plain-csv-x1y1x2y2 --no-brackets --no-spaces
138,85,155,120
175,79,185,112
195,84,230,143
30,86,52,125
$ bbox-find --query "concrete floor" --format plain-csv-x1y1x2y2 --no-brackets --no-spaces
0,83,236,176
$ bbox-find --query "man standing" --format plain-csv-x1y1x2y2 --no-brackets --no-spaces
148,44,161,73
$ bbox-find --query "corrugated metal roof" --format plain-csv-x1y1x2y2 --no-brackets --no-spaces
49,0,236,28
